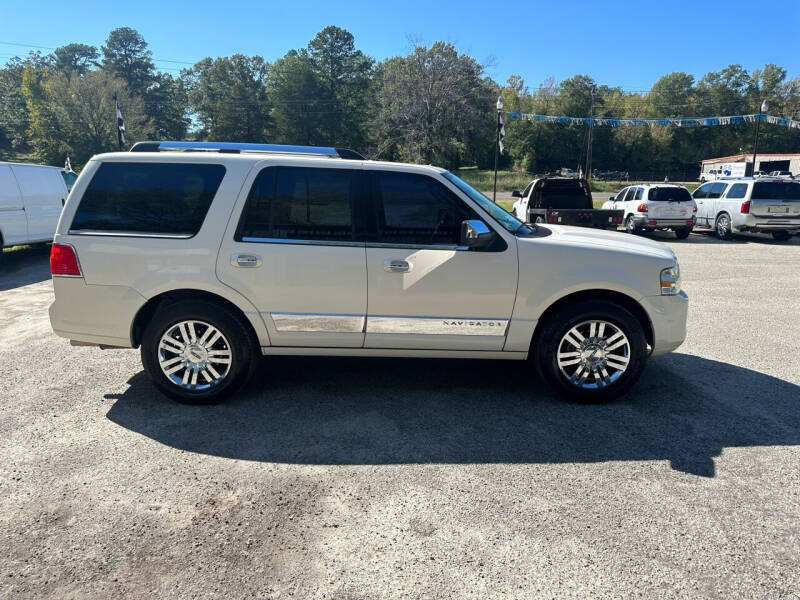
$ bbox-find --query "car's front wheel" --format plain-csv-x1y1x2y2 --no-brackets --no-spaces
533,301,648,402
141,300,258,404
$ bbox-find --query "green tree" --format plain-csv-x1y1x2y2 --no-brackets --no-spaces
373,42,494,168
53,43,99,76
184,54,271,141
23,69,149,166
145,72,190,139
269,49,330,145
101,27,155,97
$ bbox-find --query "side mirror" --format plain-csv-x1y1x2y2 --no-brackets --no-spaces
460,220,496,249
608,196,615,202
511,190,522,198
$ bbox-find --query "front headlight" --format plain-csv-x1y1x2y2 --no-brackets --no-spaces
660,265,681,295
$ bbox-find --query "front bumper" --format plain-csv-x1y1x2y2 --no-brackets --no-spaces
640,290,689,356
632,215,695,230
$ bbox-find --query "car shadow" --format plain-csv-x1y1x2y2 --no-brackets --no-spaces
104,353,800,477
0,244,52,291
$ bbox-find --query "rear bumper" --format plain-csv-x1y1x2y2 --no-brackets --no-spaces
640,291,688,356
632,215,695,229
49,277,145,348
734,214,800,232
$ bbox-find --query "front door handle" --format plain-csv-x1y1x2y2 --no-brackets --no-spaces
384,259,412,273
231,253,262,268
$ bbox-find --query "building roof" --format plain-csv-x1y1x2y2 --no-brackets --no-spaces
702,152,800,165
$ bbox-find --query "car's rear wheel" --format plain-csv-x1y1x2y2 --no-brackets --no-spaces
714,213,734,240
625,215,639,234
674,227,692,239
141,300,258,404
533,301,648,402
771,230,791,241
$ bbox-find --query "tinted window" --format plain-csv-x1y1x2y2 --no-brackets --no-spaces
752,181,800,200
374,171,478,245
708,183,727,199
61,171,78,191
725,183,748,199
623,188,636,202
648,187,693,202
237,167,355,241
693,184,712,199
634,187,643,200
71,162,225,236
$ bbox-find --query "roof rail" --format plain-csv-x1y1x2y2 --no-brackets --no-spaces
129,141,366,160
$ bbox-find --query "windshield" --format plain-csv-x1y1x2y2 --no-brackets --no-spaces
647,187,693,202
752,181,800,200
442,171,529,234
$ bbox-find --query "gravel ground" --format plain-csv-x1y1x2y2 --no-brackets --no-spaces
1,231,799,599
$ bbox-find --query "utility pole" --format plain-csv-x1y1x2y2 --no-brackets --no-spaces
493,95,504,203
751,99,767,176
585,86,596,181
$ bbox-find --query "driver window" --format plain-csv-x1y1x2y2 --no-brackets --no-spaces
373,171,479,246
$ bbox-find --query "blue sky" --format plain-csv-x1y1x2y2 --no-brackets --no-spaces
2,0,798,91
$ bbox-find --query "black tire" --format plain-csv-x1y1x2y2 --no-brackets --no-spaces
140,300,258,404
771,230,791,241
674,227,692,239
625,215,639,235
714,213,734,240
533,300,648,402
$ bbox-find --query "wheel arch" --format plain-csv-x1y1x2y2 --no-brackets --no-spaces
131,288,263,349
530,289,655,351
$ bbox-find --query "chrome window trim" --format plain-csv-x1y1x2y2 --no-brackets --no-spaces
366,242,469,251
67,230,193,239
241,237,364,247
270,312,366,333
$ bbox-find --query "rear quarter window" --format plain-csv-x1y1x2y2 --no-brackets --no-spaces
70,162,226,236
752,181,800,200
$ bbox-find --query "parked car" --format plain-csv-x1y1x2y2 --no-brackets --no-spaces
693,177,800,241
511,177,623,229
49,141,687,404
602,184,696,239
1,161,69,250
768,170,794,179
753,170,768,178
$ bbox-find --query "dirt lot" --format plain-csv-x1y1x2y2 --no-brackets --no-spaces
1,231,799,599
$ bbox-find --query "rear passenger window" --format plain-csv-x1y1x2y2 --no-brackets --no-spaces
634,187,643,200
71,162,225,236
237,167,356,242
374,171,478,246
725,183,748,199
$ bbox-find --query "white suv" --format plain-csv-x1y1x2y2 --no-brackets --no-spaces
49,141,688,404
602,184,696,238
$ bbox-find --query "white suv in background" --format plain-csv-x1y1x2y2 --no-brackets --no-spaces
602,184,696,238
49,141,688,404
692,177,800,241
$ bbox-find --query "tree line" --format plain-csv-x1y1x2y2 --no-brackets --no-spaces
1,25,798,176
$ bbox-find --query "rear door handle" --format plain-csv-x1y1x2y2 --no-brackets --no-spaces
383,259,411,273
231,253,262,268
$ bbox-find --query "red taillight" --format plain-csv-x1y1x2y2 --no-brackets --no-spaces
647,220,657,225
50,243,81,276
637,203,648,213
693,204,698,213
740,200,750,214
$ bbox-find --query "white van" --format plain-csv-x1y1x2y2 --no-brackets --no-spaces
1,162,69,249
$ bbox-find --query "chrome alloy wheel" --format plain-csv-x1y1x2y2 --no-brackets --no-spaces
716,214,730,238
157,320,232,390
556,320,630,389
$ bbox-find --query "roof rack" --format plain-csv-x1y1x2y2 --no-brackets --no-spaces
129,141,365,160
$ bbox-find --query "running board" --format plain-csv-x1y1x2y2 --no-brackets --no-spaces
260,347,528,360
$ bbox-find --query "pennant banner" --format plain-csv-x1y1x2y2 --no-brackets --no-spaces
505,112,800,129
